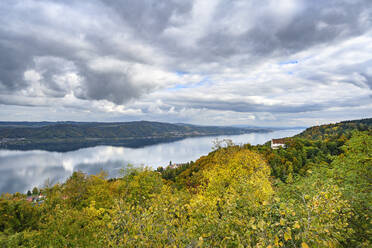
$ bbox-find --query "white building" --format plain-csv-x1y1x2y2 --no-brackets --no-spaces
271,138,286,149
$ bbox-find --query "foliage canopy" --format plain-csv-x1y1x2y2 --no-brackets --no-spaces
0,119,371,247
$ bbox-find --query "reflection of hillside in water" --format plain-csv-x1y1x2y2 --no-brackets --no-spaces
0,129,303,194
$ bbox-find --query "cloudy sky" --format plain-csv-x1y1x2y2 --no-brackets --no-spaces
0,0,371,127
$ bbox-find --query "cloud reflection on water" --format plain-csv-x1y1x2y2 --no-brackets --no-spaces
0,129,303,194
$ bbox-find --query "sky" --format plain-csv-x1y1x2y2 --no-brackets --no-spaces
0,0,371,127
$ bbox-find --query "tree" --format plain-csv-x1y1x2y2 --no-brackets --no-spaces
63,171,89,208
328,131,372,246
186,150,274,246
32,187,38,195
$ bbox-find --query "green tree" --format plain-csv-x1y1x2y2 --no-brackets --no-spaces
32,187,38,195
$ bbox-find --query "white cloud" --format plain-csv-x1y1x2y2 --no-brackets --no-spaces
0,0,371,126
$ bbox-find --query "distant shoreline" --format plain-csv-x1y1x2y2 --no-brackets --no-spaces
0,121,274,152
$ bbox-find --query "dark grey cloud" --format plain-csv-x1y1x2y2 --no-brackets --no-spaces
100,0,192,37
273,0,371,53
163,0,372,65
0,0,157,104
77,70,141,104
361,73,372,89
164,93,372,114
0,36,32,91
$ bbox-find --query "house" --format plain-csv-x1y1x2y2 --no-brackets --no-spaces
26,194,45,204
169,163,184,169
271,138,287,149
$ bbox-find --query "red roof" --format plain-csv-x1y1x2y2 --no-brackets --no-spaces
272,138,286,144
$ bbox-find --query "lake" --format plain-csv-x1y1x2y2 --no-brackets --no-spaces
0,129,303,194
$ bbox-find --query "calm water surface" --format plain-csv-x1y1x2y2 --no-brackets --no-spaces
0,129,303,194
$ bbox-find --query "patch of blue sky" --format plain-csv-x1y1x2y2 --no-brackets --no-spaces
194,77,211,87
167,77,212,91
167,84,188,91
279,60,298,65
175,71,189,76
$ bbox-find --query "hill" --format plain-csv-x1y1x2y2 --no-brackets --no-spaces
296,118,372,140
0,121,272,151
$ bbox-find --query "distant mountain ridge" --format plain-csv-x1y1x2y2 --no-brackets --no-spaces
0,121,273,152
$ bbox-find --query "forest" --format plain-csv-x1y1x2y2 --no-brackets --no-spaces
0,118,371,247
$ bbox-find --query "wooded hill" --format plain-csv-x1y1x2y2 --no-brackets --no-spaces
0,121,272,151
296,118,371,140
